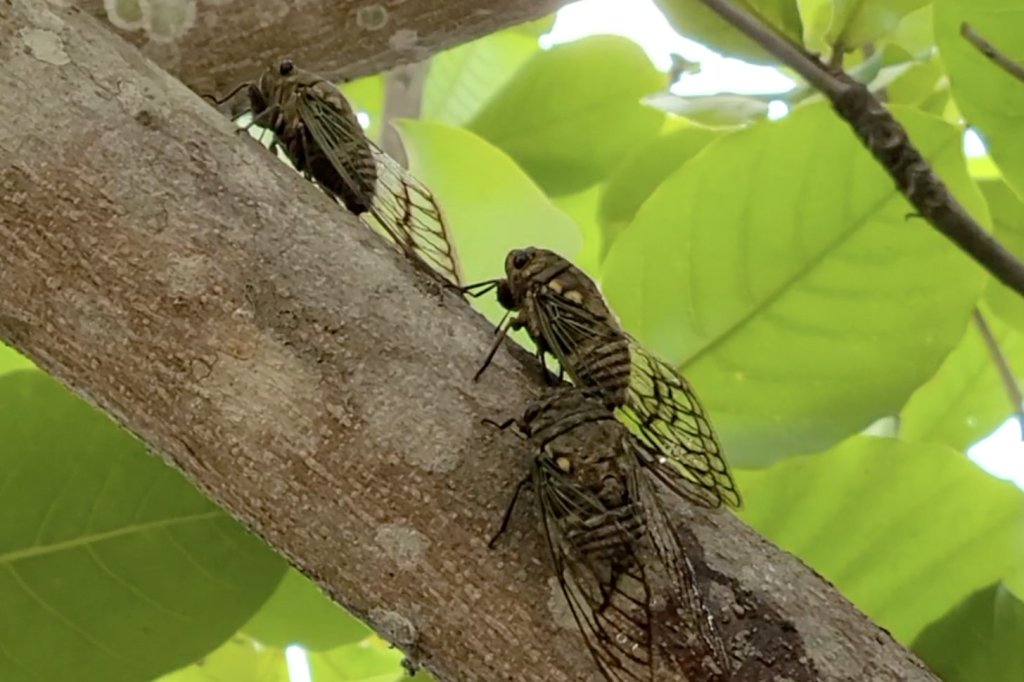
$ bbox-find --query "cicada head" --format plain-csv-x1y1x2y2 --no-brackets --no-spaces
249,57,297,118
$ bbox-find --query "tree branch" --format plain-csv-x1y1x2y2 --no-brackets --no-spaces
72,0,577,94
972,309,1024,437
696,0,1024,300
961,22,1024,84
0,1,939,680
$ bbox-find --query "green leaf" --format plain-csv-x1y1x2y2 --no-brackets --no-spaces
934,1,1024,196
900,312,1024,451
551,183,604,275
884,52,949,115
341,76,384,143
828,0,930,50
653,0,803,65
602,103,988,466
468,35,664,195
912,583,1024,682
598,124,720,255
423,30,539,126
307,637,406,682
737,436,1024,643
981,179,1024,334
156,635,289,682
0,341,34,376
394,119,581,291
0,372,285,682
242,568,369,651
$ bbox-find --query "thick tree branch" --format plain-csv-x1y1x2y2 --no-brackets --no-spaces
961,23,1024,84
72,0,577,95
0,2,938,680
697,0,1024,300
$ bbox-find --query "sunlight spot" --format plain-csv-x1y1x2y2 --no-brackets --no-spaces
767,99,789,120
547,0,795,95
968,417,1024,490
286,645,311,682
963,128,987,158
357,111,371,130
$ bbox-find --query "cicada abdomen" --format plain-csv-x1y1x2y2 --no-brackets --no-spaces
211,58,462,286
490,387,731,682
464,247,741,510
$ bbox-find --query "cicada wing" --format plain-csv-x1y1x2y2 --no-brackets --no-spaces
622,348,741,509
534,461,654,682
364,145,462,286
530,290,739,509
298,92,462,286
532,289,632,401
632,462,731,679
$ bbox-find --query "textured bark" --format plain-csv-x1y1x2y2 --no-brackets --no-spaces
0,1,939,681
72,0,574,95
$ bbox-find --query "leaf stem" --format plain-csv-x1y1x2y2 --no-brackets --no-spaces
961,23,1024,84
972,309,1024,439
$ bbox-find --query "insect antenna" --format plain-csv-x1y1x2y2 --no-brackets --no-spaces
201,81,253,107
459,279,502,298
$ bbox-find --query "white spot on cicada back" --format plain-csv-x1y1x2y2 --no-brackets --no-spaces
19,28,70,66
369,607,417,646
375,523,428,568
356,4,388,31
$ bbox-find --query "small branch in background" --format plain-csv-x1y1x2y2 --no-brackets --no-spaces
380,61,430,168
961,23,1024,84
694,0,1024,301
972,309,1024,439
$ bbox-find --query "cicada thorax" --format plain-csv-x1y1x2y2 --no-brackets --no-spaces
253,66,378,215
507,248,633,407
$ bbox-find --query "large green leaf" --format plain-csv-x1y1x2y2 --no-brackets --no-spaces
340,76,384,143
307,637,406,682
934,0,1024,196
156,635,288,682
0,371,285,682
422,30,539,126
980,179,1024,333
738,436,1024,643
242,568,369,651
467,35,664,195
912,583,1024,682
602,103,988,466
827,0,930,51
901,312,1024,451
0,341,33,376
394,119,581,289
598,124,720,255
654,0,803,65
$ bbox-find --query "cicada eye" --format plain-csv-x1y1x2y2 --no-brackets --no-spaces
511,249,530,269
279,58,295,76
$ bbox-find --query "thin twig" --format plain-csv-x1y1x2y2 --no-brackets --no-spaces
972,309,1024,438
693,0,1024,301
961,23,1024,84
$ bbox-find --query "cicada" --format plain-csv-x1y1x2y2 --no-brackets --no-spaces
211,58,462,286
488,387,731,682
463,247,740,510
